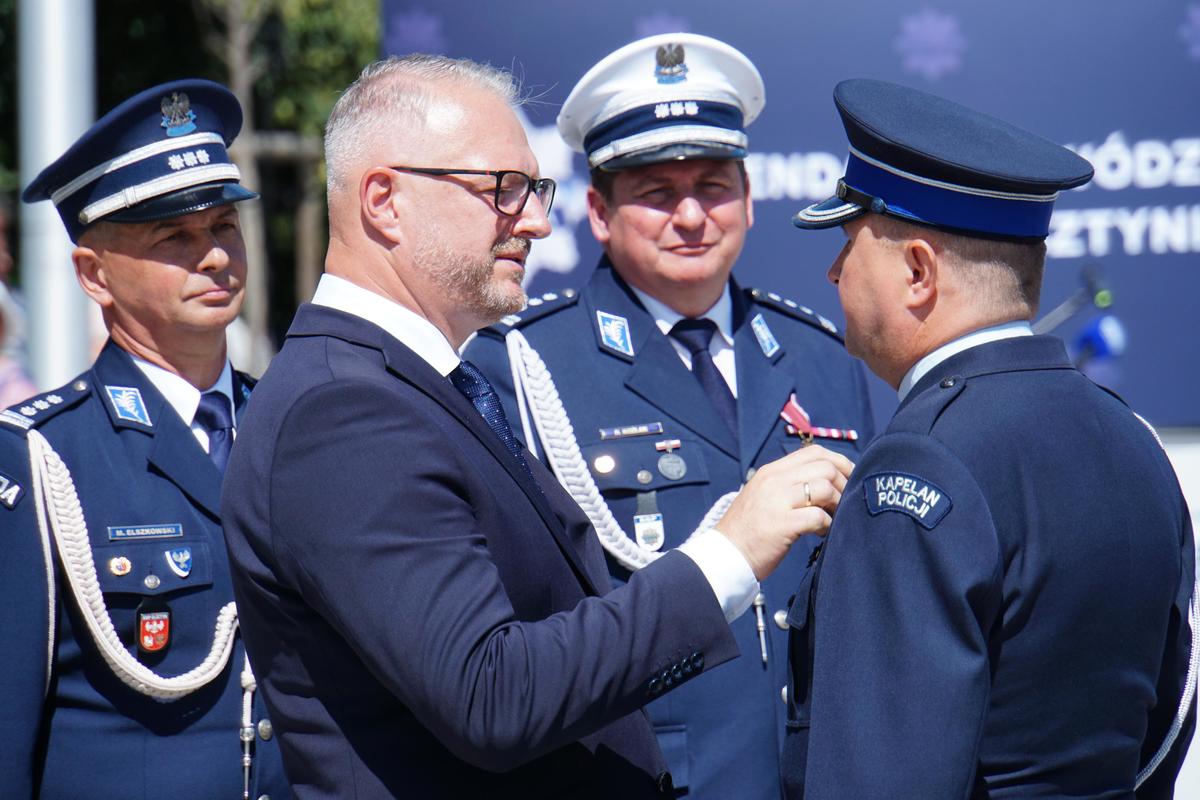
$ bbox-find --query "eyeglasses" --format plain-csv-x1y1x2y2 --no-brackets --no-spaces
387,166,556,217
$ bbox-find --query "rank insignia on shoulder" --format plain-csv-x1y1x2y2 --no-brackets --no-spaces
165,546,192,578
780,394,858,442
0,409,33,429
863,471,951,530
106,386,152,426
751,313,780,358
0,470,24,509
596,310,635,357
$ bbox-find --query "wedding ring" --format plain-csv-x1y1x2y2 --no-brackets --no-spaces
803,481,812,507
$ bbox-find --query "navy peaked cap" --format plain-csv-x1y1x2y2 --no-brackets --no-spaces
23,79,257,242
559,33,764,172
794,79,1093,240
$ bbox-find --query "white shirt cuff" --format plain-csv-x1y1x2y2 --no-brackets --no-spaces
676,528,760,623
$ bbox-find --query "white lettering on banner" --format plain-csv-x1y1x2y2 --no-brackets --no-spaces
745,152,843,201
1048,204,1200,258
1067,134,1200,191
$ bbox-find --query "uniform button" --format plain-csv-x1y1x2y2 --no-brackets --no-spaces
636,469,653,484
689,652,704,671
258,796,271,800
940,377,957,389
73,380,87,392
657,771,675,795
592,455,616,474
745,467,757,482
774,609,789,630
257,719,274,740
781,685,788,705
143,574,161,590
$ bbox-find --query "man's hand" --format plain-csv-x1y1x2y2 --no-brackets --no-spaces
717,445,854,580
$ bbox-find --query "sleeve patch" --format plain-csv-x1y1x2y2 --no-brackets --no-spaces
863,471,951,529
0,469,24,509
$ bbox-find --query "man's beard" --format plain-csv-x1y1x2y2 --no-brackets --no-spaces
417,236,529,322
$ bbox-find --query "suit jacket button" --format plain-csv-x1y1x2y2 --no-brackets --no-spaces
662,668,674,688
647,677,662,696
656,771,675,795
690,652,704,671
672,664,684,682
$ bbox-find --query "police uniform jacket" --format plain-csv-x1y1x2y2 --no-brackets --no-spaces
0,340,289,800
783,334,1195,799
220,303,742,799
465,258,875,798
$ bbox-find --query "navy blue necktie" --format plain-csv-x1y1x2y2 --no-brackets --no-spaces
670,318,738,438
449,360,538,484
195,391,234,474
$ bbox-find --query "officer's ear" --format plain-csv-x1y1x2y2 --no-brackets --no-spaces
901,235,938,311
586,185,613,245
360,167,405,245
72,228,114,309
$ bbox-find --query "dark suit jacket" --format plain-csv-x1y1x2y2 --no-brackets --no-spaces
465,259,875,799
221,304,740,799
784,336,1195,799
0,341,289,800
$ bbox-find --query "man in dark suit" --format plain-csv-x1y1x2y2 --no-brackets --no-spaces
783,79,1196,798
463,33,875,799
0,80,289,799
221,55,853,799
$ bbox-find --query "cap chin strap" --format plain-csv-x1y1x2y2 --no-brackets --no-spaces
504,328,737,571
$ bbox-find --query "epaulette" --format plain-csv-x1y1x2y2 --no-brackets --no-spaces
746,287,844,342
478,289,581,340
0,375,92,433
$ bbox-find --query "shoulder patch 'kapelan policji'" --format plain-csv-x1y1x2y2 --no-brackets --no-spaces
863,472,951,530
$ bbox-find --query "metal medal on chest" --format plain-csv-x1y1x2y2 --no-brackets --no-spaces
657,452,686,480
136,598,171,655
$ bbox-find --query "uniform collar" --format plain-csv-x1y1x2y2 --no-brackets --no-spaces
627,282,734,346
311,273,460,377
897,320,1034,402
130,355,233,428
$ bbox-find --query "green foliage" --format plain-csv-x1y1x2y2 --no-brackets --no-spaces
256,0,379,135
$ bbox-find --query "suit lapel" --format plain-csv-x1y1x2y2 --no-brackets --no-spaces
91,342,223,518
382,340,604,596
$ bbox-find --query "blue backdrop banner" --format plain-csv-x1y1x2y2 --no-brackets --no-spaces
383,1,1200,426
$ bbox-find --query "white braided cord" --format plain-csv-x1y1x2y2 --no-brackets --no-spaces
504,330,738,571
26,429,240,701
31,442,58,697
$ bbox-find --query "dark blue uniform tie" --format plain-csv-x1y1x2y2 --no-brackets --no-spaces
449,360,538,483
669,318,738,438
195,391,234,474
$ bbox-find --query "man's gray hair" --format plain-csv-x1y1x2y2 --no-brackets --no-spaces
324,55,521,194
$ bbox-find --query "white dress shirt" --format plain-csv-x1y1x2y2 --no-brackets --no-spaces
131,355,234,454
630,284,738,397
897,320,1035,402
312,272,758,623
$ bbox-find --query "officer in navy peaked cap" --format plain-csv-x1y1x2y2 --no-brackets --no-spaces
0,79,290,799
464,35,876,799
782,79,1195,799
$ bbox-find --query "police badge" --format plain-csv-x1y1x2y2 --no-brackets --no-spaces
160,91,197,137
655,43,688,84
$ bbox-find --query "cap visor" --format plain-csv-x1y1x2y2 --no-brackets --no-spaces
599,142,745,172
792,196,866,229
105,183,258,225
